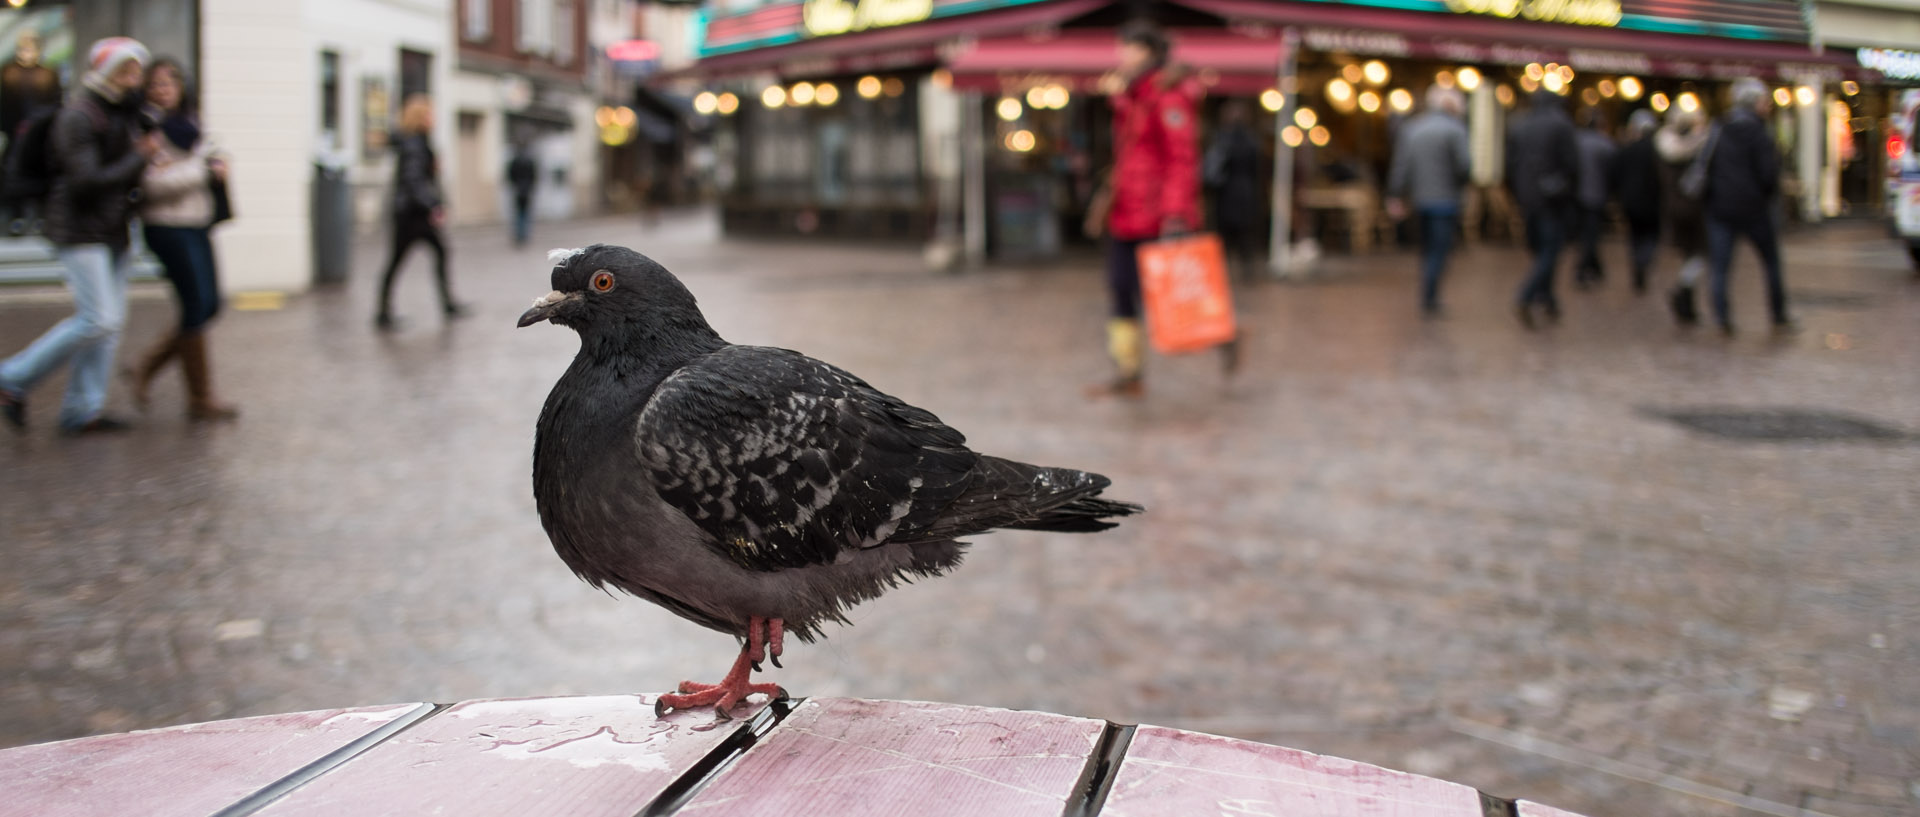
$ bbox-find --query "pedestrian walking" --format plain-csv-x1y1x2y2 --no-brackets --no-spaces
1571,108,1617,289
125,57,237,422
506,142,537,247
1086,22,1202,398
1505,89,1580,329
1385,85,1470,317
1611,109,1662,293
0,37,156,435
374,93,466,331
1655,107,1711,324
1703,78,1791,335
1204,100,1262,282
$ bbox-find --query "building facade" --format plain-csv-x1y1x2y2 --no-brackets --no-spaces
450,0,598,226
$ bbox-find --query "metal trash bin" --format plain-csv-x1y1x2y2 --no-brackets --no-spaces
310,161,352,285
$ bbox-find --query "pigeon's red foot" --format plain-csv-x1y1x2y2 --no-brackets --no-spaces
655,616,788,719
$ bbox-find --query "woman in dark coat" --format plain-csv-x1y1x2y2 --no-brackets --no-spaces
374,93,466,330
1611,109,1662,293
1656,108,1711,324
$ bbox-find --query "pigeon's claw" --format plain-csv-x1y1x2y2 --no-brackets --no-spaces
656,623,785,718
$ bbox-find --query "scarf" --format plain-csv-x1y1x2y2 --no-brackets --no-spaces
160,112,199,152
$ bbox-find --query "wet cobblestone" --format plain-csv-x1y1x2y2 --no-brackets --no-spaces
2,212,1916,817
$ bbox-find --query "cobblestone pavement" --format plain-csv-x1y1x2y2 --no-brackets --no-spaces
2,212,1916,817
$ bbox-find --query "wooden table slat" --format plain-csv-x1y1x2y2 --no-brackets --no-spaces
0,703,428,817
679,697,1105,816
1517,800,1587,817
254,694,759,817
1102,724,1487,816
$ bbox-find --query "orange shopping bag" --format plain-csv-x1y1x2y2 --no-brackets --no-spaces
1136,232,1238,355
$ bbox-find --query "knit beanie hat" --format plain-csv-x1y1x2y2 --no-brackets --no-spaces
87,36,149,77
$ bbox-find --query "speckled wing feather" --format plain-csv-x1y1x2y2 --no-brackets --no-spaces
633,346,978,571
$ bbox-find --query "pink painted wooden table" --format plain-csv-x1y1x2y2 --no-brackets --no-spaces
0,696,1583,817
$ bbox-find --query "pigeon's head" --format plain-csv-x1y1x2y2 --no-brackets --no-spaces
517,245,718,346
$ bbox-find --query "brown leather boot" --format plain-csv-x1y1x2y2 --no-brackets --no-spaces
125,333,180,411
176,332,238,421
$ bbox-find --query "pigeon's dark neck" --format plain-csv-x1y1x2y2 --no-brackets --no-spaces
578,320,727,393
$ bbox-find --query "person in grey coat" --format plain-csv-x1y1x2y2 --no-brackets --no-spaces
1505,90,1581,328
1387,85,1471,316
1571,108,1617,288
1703,77,1790,334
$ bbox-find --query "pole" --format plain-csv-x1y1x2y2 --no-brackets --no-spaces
1268,27,1300,279
962,91,988,269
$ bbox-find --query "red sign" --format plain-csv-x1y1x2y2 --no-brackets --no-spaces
607,40,660,62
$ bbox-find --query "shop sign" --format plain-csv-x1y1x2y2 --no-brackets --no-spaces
1859,48,1920,81
1302,28,1409,57
1445,0,1622,28
802,0,934,38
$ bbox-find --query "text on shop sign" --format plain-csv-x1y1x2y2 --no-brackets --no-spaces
803,0,934,37
1446,0,1622,27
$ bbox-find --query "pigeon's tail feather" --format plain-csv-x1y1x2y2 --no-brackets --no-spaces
1001,496,1143,533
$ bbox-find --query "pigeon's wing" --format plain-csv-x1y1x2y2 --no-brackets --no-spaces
633,346,978,571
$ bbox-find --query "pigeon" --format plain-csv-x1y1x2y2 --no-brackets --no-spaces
519,245,1141,716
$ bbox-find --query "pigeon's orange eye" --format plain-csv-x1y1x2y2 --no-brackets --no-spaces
591,271,615,292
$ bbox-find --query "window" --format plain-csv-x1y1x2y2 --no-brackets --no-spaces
553,0,576,65
319,50,341,149
400,48,432,101
517,0,554,56
464,0,492,42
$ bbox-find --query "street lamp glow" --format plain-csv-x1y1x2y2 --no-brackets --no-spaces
857,75,883,99
1617,76,1642,100
789,82,815,105
1005,129,1036,152
1362,59,1389,85
1281,125,1304,147
1388,88,1413,112
762,85,786,108
1677,91,1699,113
1341,63,1364,84
1650,92,1669,112
996,97,1022,121
1794,85,1817,107
1027,86,1048,109
1541,72,1565,94
1260,88,1285,112
1294,106,1318,129
1358,90,1381,113
693,92,718,115
1773,87,1792,107
716,92,739,115
1457,67,1482,91
1325,78,1354,103
1308,125,1331,146
1525,62,1545,82
1042,85,1069,109
814,82,839,106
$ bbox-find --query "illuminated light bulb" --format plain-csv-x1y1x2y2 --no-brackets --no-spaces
927,71,949,90
613,107,636,127
857,75,883,99
594,106,614,128
1435,70,1455,89
1027,86,1048,109
996,97,1022,121
1618,76,1642,100
693,92,718,115
1677,91,1700,113
716,92,739,115
790,82,815,105
1525,63,1545,82
1496,85,1515,106
1794,85,1817,107
1457,67,1482,92
1773,87,1792,108
1281,125,1304,147
1650,92,1670,112
1597,79,1616,98
1261,88,1285,112
1294,107,1318,129
1308,125,1330,146
1325,78,1354,103
1542,72,1565,94
1842,80,1859,96
1342,63,1364,84
1005,129,1036,152
1042,85,1070,109
1388,88,1413,112
1362,60,1389,85
1358,90,1381,113
1581,88,1600,106
1557,65,1574,83
761,85,786,108
814,83,838,106
1520,75,1539,93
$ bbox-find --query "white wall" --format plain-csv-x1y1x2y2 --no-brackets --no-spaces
200,0,453,294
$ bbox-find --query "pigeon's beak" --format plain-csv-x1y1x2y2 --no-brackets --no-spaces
517,290,577,328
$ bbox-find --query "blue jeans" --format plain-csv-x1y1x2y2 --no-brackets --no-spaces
1416,203,1459,310
143,225,221,331
0,245,131,428
1106,238,1144,319
1516,206,1570,309
1706,215,1787,327
512,195,532,245
1574,205,1605,280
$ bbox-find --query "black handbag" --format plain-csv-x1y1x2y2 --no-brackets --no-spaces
209,162,234,225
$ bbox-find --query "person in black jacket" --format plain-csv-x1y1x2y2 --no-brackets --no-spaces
0,37,157,435
1505,90,1581,328
1205,100,1263,282
1612,109,1662,293
1704,78,1791,334
507,142,537,247
375,93,466,330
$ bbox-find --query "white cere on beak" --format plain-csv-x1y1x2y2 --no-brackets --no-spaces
547,247,586,263
532,290,569,308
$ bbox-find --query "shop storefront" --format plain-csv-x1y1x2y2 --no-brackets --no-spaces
682,0,1866,261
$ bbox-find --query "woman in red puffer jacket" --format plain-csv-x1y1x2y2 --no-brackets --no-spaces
1089,22,1201,398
